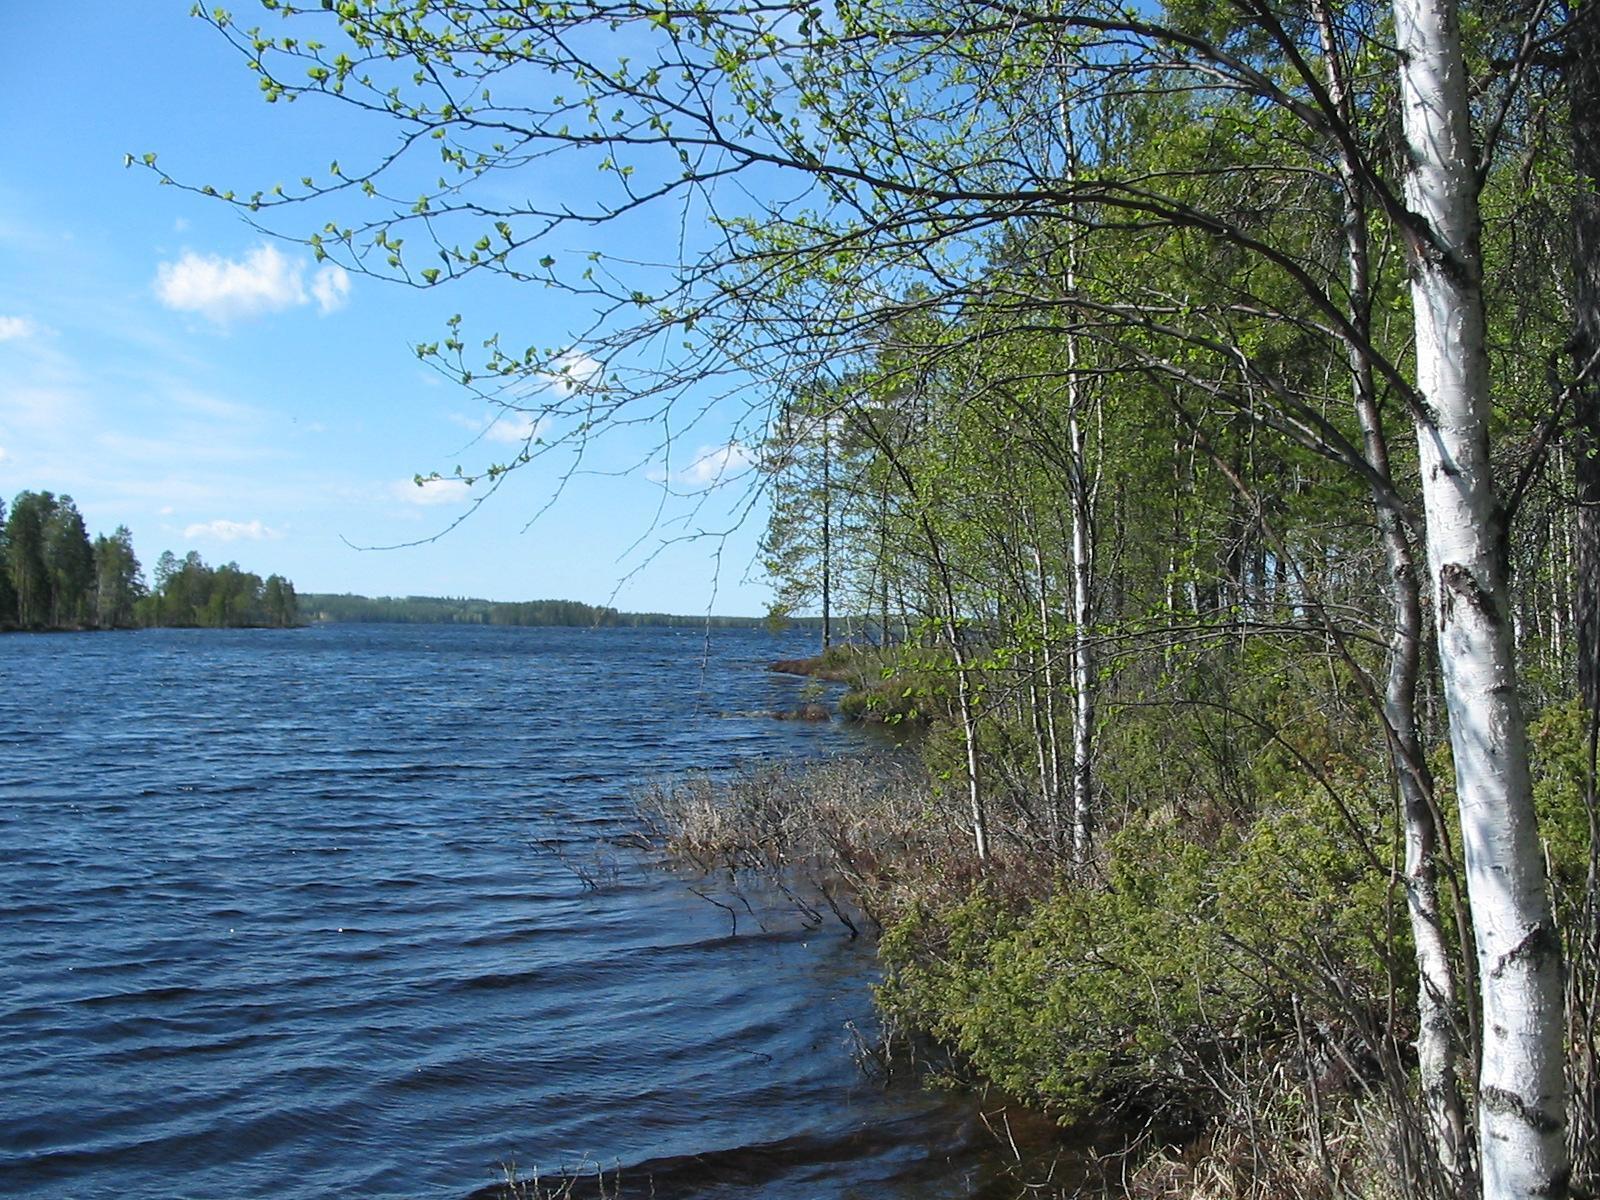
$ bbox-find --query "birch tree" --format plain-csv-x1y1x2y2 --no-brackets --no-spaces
93,527,144,630
1309,0,1469,1176
1390,0,1569,1191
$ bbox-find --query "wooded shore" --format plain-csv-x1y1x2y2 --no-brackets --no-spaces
635,643,1600,1198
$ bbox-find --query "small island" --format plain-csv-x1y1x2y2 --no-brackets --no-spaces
0,489,299,632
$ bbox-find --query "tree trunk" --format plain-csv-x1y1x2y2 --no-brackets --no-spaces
1068,406,1095,864
954,644,989,863
1031,538,1065,848
1573,0,1600,716
1059,77,1096,864
1314,1,1469,1181
821,416,833,653
1390,0,1569,1193
1567,3,1600,1184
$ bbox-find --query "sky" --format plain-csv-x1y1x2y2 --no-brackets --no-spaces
0,3,775,615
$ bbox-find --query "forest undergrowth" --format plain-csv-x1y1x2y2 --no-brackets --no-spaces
640,645,1600,1200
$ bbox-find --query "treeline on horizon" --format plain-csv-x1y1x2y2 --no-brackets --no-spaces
1,490,300,632
299,592,827,630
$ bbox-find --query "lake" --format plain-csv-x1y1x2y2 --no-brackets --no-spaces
0,624,1011,1199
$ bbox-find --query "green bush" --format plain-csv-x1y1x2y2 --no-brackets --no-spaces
1527,698,1600,894
877,775,1400,1123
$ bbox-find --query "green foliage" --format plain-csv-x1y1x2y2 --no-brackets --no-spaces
878,776,1400,1123
0,491,300,633
93,527,145,629
135,549,300,629
44,499,95,628
4,492,100,630
1526,699,1600,894
0,498,14,624
5,491,56,628
837,644,950,726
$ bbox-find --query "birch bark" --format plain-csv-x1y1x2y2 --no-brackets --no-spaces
1390,0,1569,1192
1312,1,1468,1180
1058,75,1096,865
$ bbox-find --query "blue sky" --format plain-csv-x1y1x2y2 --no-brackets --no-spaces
0,3,774,615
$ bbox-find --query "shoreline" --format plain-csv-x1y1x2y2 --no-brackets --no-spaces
0,622,302,634
666,648,1457,1197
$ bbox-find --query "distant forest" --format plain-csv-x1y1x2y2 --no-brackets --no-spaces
300,593,824,631
1,490,300,632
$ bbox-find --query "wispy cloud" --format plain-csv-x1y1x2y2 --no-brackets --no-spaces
677,441,756,485
183,518,282,541
487,411,545,444
0,383,91,435
451,408,547,445
393,477,472,506
540,350,603,396
153,244,352,324
0,315,41,342
310,266,352,314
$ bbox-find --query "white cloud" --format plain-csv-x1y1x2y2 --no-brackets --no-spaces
0,315,40,342
159,505,175,515
447,408,547,445
153,244,352,324
681,441,755,485
0,445,8,463
311,265,352,314
160,383,260,422
0,383,89,434
540,350,603,396
155,245,301,321
485,411,546,444
393,477,472,506
183,518,282,541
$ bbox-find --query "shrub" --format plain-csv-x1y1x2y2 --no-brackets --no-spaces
877,775,1400,1125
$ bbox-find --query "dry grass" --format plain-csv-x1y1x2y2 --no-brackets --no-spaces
1124,1091,1404,1200
635,755,1454,1200
636,754,981,929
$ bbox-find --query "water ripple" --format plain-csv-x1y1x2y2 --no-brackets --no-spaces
0,625,992,1200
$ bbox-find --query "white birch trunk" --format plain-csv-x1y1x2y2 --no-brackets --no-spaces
922,509,988,862
1031,540,1065,848
951,634,989,863
1059,74,1096,864
1313,2,1468,1178
1068,407,1095,864
1390,0,1569,1192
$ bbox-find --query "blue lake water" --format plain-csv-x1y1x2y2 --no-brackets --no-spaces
0,624,1004,1199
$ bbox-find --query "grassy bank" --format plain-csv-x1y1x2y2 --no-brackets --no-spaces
639,755,1396,1197
643,646,1600,1198
770,643,943,726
